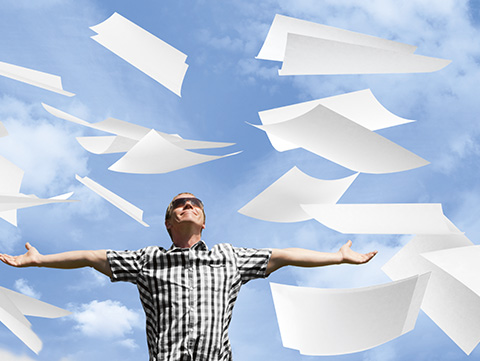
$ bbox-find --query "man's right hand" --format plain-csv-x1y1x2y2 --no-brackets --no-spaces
0,242,40,267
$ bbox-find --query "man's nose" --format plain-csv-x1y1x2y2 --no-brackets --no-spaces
183,200,194,208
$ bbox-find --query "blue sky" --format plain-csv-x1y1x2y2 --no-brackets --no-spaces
0,0,479,360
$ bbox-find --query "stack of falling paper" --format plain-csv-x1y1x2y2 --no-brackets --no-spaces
42,103,240,174
257,14,451,75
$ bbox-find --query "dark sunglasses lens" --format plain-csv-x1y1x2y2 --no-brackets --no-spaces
172,198,203,209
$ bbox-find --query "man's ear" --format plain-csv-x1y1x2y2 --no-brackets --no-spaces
165,220,171,230
202,223,206,230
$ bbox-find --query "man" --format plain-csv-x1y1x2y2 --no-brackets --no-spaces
0,192,377,361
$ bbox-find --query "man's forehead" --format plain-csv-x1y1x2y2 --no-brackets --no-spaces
173,193,196,200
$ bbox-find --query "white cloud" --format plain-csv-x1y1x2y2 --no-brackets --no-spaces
13,278,41,299
0,348,36,361
0,96,89,196
116,338,139,350
69,299,143,339
0,226,22,252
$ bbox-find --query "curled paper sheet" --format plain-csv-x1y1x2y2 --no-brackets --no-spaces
238,167,358,222
382,234,480,354
0,156,76,226
0,60,74,96
257,14,451,75
109,129,241,174
90,12,188,96
42,103,234,152
257,14,417,61
270,274,430,356
76,175,149,227
251,103,429,174
0,286,71,354
258,89,415,152
301,203,460,234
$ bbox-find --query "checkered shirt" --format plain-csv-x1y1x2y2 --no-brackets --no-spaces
107,241,272,361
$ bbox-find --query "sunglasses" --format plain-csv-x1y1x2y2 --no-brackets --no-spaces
171,197,204,210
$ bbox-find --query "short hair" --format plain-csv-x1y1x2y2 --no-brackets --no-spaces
165,192,206,238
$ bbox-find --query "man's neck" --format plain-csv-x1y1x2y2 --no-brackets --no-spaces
171,232,202,249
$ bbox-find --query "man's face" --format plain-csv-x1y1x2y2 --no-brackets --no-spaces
165,194,205,233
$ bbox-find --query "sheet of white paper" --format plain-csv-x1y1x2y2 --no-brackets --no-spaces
238,167,358,222
90,12,188,96
257,14,417,61
382,234,480,354
76,135,138,154
258,89,415,151
0,194,76,227
251,103,429,173
270,273,430,355
421,245,480,298
301,203,459,234
0,286,71,354
0,60,74,96
42,103,234,151
279,33,451,75
76,175,149,227
109,129,241,174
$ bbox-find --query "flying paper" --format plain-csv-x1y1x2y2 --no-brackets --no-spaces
382,234,480,354
258,89,414,152
109,129,241,174
270,273,430,355
257,14,451,75
90,12,188,96
42,103,234,152
76,175,149,227
301,203,459,234
238,167,358,222
0,286,71,354
0,60,74,96
0,155,76,226
251,103,429,174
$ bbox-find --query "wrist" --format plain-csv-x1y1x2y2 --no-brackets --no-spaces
334,251,344,264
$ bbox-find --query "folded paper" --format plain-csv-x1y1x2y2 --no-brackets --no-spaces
301,203,459,234
251,103,428,174
257,14,451,75
0,60,74,96
258,89,414,152
76,175,149,227
0,286,71,354
270,273,430,355
0,155,76,226
238,167,358,222
42,103,234,152
109,129,241,174
382,234,480,354
90,12,188,96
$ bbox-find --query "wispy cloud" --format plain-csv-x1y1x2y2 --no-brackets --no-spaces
13,278,41,299
69,299,143,339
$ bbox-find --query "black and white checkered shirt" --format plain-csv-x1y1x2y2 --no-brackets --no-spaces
107,241,272,361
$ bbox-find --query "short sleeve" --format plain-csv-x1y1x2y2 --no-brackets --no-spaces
107,248,147,284
233,247,272,284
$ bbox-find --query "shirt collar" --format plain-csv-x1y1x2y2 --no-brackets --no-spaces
168,240,208,252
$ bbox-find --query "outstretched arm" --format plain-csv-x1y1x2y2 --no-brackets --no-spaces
0,242,112,277
266,240,377,276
